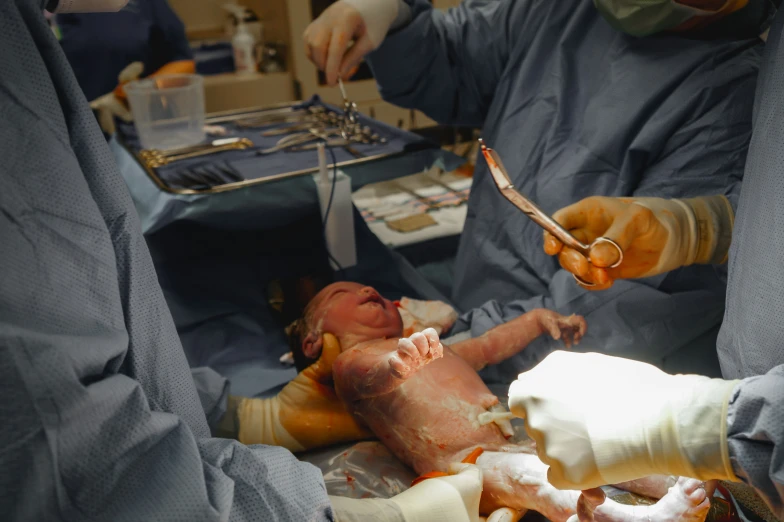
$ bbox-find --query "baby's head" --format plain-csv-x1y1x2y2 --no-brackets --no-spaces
288,282,404,365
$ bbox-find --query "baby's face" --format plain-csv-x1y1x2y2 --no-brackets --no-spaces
307,282,404,347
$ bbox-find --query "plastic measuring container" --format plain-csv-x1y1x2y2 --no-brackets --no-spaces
125,74,206,150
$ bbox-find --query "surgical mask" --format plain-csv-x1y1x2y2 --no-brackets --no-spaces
45,0,129,13
593,0,749,37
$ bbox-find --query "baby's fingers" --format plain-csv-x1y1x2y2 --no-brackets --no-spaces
389,355,408,379
421,328,444,359
398,337,420,360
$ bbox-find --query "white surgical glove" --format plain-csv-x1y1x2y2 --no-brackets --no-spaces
89,92,133,136
508,351,741,490
89,61,143,135
330,463,484,522
341,0,400,48
302,0,402,86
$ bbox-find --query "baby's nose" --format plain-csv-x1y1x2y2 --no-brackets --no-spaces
360,286,378,297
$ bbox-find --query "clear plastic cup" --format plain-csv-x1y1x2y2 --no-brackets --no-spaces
125,74,206,150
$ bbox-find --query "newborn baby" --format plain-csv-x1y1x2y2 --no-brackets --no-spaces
291,282,713,521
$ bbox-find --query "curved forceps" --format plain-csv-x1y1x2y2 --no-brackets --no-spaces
479,139,623,287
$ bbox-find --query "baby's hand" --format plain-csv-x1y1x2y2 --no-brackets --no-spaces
389,328,444,379
536,310,587,348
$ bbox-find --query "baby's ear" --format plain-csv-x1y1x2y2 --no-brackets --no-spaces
302,331,324,359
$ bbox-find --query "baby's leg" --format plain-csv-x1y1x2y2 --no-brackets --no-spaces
450,310,587,371
570,477,711,522
477,451,581,522
476,451,711,522
334,329,443,402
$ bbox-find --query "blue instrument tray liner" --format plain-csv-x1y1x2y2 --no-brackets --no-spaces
111,96,464,234
115,95,460,194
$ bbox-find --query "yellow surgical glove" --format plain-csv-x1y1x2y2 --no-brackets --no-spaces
508,351,740,490
543,195,734,289
330,463,485,522
235,333,373,452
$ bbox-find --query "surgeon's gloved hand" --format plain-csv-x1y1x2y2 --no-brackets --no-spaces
303,0,399,86
330,463,484,522
90,92,133,136
89,61,143,135
543,195,734,289
113,60,196,101
234,333,373,452
508,351,741,491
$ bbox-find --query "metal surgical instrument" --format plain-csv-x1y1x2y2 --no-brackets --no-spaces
285,138,365,158
338,77,360,140
142,138,254,167
479,139,623,287
256,129,331,155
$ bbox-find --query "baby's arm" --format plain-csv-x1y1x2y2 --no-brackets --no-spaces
334,328,443,403
450,310,586,371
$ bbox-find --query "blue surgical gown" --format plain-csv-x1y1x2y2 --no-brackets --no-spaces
368,0,763,381
719,7,784,517
0,1,331,520
57,0,193,101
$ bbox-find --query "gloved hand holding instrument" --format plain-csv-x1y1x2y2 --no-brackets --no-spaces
481,138,734,290
303,0,400,86
480,139,626,288
541,193,734,290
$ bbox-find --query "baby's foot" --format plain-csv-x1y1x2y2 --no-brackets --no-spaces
648,478,710,522
536,310,587,348
389,328,444,379
583,477,710,522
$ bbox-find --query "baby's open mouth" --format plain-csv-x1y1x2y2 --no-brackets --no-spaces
361,294,384,305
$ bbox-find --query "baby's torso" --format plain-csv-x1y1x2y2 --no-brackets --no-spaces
346,349,511,474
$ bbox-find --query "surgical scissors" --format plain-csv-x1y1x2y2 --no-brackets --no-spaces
479,139,623,287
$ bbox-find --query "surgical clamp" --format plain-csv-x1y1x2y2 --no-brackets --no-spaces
234,106,328,128
285,138,365,158
479,139,623,287
261,122,328,137
142,138,254,167
140,137,244,160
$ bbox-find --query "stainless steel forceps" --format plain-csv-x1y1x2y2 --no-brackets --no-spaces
479,139,623,287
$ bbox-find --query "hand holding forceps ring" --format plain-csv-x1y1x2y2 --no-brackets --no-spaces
479,139,623,288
